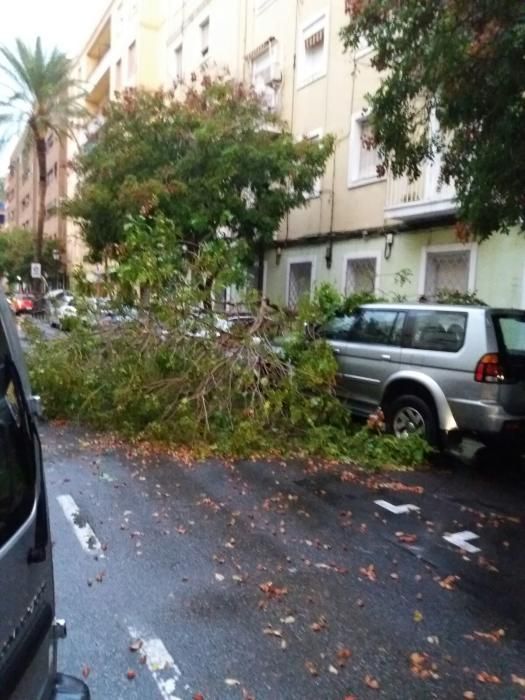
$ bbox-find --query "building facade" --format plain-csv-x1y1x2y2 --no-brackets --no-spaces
158,0,525,309
5,0,525,306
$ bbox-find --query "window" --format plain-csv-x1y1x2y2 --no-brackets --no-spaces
287,260,313,309
409,311,467,352
200,18,210,57
494,314,525,355
423,248,471,300
115,59,122,90
348,114,382,186
298,12,328,87
347,309,400,345
345,256,377,295
321,310,405,346
320,314,356,341
304,129,323,198
128,41,137,81
175,44,183,80
0,358,37,549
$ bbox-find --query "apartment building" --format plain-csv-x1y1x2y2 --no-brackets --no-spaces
64,0,165,275
157,0,525,309
4,0,165,277
6,0,523,305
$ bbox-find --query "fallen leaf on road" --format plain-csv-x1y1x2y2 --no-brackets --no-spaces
476,672,501,684
413,610,424,623
359,564,377,582
281,615,295,624
310,616,328,632
364,675,380,689
463,692,476,699
214,573,225,582
472,629,505,643
259,581,288,599
329,665,338,675
193,694,205,700
129,639,143,652
396,533,418,544
439,575,459,590
81,665,90,680
336,647,352,668
95,571,106,583
126,669,137,680
263,627,283,638
390,572,399,580
511,674,525,688
409,652,439,679
225,678,241,687
305,661,319,677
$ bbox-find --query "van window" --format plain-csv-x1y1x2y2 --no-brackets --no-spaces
0,366,36,548
410,311,467,352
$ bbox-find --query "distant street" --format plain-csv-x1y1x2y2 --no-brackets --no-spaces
43,423,525,700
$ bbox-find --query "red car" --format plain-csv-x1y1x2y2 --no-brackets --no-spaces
11,293,34,315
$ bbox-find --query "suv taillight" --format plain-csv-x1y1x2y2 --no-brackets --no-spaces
474,353,506,383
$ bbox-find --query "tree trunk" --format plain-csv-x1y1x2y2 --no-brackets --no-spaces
256,242,265,296
35,136,47,265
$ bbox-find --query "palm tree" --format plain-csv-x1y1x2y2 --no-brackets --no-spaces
0,38,84,265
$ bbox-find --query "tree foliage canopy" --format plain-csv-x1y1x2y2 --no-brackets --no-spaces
65,79,334,264
341,1,525,238
0,227,61,282
0,38,85,261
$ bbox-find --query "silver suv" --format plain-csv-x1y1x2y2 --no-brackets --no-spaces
319,303,525,448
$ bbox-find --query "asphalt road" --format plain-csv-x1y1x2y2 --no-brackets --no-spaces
42,424,525,700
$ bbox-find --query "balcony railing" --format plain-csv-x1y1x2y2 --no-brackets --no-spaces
385,160,456,221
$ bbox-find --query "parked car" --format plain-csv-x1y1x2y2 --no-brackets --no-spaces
10,293,34,315
315,303,525,449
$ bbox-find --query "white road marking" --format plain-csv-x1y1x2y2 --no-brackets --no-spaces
374,499,420,515
56,494,104,557
443,530,481,554
128,627,182,700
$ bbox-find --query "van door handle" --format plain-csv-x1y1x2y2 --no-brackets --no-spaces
381,353,391,360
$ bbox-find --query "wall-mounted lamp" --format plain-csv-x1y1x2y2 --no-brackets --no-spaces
275,244,282,265
325,240,333,269
384,231,394,260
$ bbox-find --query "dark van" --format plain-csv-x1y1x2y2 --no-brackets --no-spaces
0,292,89,699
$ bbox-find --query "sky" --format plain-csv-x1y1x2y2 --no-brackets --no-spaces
0,0,109,171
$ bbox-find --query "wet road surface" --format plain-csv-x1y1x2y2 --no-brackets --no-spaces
42,424,525,699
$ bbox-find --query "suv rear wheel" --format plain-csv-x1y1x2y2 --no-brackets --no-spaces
385,394,439,446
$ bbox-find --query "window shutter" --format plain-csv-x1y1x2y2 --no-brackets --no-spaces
305,29,324,50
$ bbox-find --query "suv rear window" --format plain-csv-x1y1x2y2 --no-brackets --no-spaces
409,311,467,352
493,313,525,356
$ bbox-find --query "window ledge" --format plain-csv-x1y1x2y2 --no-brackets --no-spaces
256,0,277,14
348,175,386,190
297,71,327,91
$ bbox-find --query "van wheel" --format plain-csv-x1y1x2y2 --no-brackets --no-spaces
385,394,439,447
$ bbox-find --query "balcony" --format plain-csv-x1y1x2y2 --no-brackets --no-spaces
385,160,456,222
86,18,111,80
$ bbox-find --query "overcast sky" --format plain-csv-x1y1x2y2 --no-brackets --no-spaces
0,0,109,171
